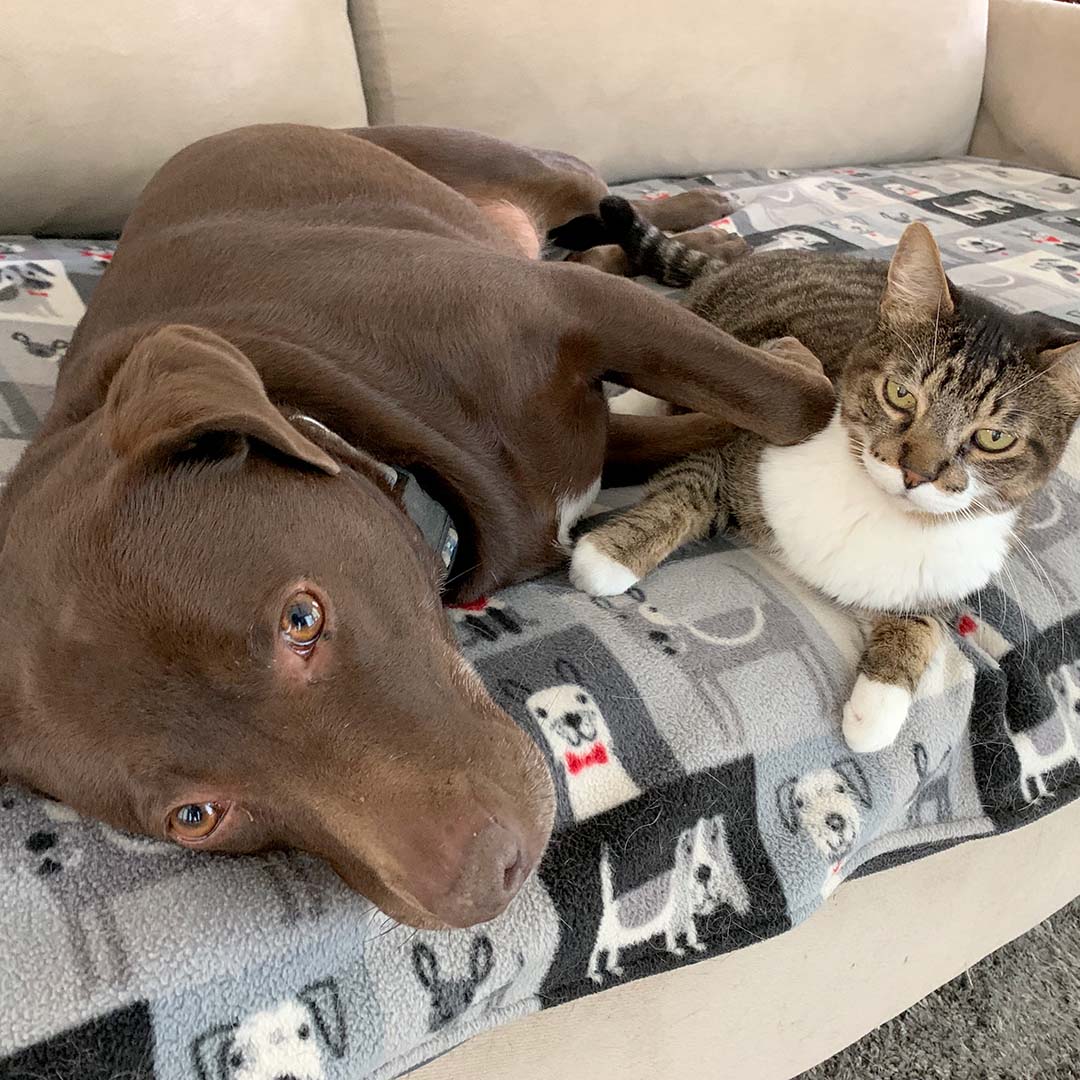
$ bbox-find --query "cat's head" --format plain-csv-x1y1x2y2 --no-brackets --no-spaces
840,223,1080,516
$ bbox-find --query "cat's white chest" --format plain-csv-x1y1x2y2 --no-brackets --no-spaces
757,416,1016,611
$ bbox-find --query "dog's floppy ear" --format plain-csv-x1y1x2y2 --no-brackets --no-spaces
190,1022,237,1080
298,977,347,1059
291,414,399,490
833,757,872,808
469,935,495,985
104,324,339,475
776,778,799,833
553,658,585,686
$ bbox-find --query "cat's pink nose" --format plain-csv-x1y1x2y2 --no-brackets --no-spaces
902,467,932,489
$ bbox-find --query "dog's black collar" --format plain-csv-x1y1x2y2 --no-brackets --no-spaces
292,414,459,575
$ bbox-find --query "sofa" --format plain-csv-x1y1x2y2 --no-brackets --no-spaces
2,2,1080,1078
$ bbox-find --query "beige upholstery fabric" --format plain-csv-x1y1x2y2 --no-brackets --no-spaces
971,0,1080,179
0,2,368,235
412,798,1080,1080
350,0,989,182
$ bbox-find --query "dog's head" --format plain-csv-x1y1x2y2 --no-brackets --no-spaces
691,814,724,914
512,660,603,750
192,979,345,1080
0,325,553,929
776,758,872,859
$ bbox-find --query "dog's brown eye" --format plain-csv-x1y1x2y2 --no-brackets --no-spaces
168,801,226,841
281,591,324,652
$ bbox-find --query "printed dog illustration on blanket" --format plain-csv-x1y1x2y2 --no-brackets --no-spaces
906,742,953,826
10,331,68,358
1008,661,1080,802
588,814,749,983
592,586,764,658
412,935,495,1032
507,659,642,821
0,260,56,299
776,757,872,862
191,978,346,1080
691,813,752,918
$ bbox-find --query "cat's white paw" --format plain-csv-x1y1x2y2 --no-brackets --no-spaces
842,676,911,753
570,537,639,596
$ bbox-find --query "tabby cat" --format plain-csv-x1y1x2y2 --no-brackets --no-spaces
572,197,1080,752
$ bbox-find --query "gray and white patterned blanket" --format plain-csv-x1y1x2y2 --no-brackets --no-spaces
2,158,1080,1080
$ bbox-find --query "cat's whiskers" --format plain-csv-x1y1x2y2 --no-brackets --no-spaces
998,348,1073,400
931,292,944,364
890,326,925,376
997,556,1032,663
1011,532,1066,659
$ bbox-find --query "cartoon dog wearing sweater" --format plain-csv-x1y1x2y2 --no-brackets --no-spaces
505,659,641,821
588,813,749,983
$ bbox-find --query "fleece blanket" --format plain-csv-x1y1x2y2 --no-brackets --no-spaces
2,158,1080,1080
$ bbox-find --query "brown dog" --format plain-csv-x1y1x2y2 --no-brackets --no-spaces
0,124,833,929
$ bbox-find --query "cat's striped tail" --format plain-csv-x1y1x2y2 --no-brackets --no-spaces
598,195,720,288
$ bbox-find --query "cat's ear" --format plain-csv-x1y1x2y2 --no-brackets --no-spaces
881,223,954,323
1037,339,1080,405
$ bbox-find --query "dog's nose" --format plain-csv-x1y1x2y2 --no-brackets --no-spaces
695,864,712,884
825,812,846,833
276,1075,301,1080
439,821,527,926
563,711,582,729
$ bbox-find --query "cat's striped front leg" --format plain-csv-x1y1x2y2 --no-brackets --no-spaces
570,449,725,596
843,614,942,753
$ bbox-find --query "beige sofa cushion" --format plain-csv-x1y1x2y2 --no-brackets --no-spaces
1,2,368,235
971,0,1080,179
350,0,988,181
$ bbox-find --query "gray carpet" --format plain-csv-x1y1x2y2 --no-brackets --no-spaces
801,896,1080,1079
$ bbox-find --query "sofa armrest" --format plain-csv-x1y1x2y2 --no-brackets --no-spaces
970,0,1080,177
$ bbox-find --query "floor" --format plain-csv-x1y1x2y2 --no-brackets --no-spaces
801,896,1080,1079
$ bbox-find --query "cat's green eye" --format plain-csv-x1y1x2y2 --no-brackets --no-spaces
973,428,1018,453
884,379,915,410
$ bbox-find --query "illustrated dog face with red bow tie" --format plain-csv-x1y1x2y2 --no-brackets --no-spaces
519,659,641,821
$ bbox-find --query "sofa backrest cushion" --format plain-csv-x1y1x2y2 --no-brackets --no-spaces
350,0,988,182
971,0,1080,180
1,2,368,235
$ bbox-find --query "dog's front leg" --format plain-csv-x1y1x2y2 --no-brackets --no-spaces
544,262,835,446
684,915,706,953
664,926,687,958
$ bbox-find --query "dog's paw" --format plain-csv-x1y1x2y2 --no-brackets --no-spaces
566,245,632,276
842,676,911,753
647,188,735,231
570,537,638,596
